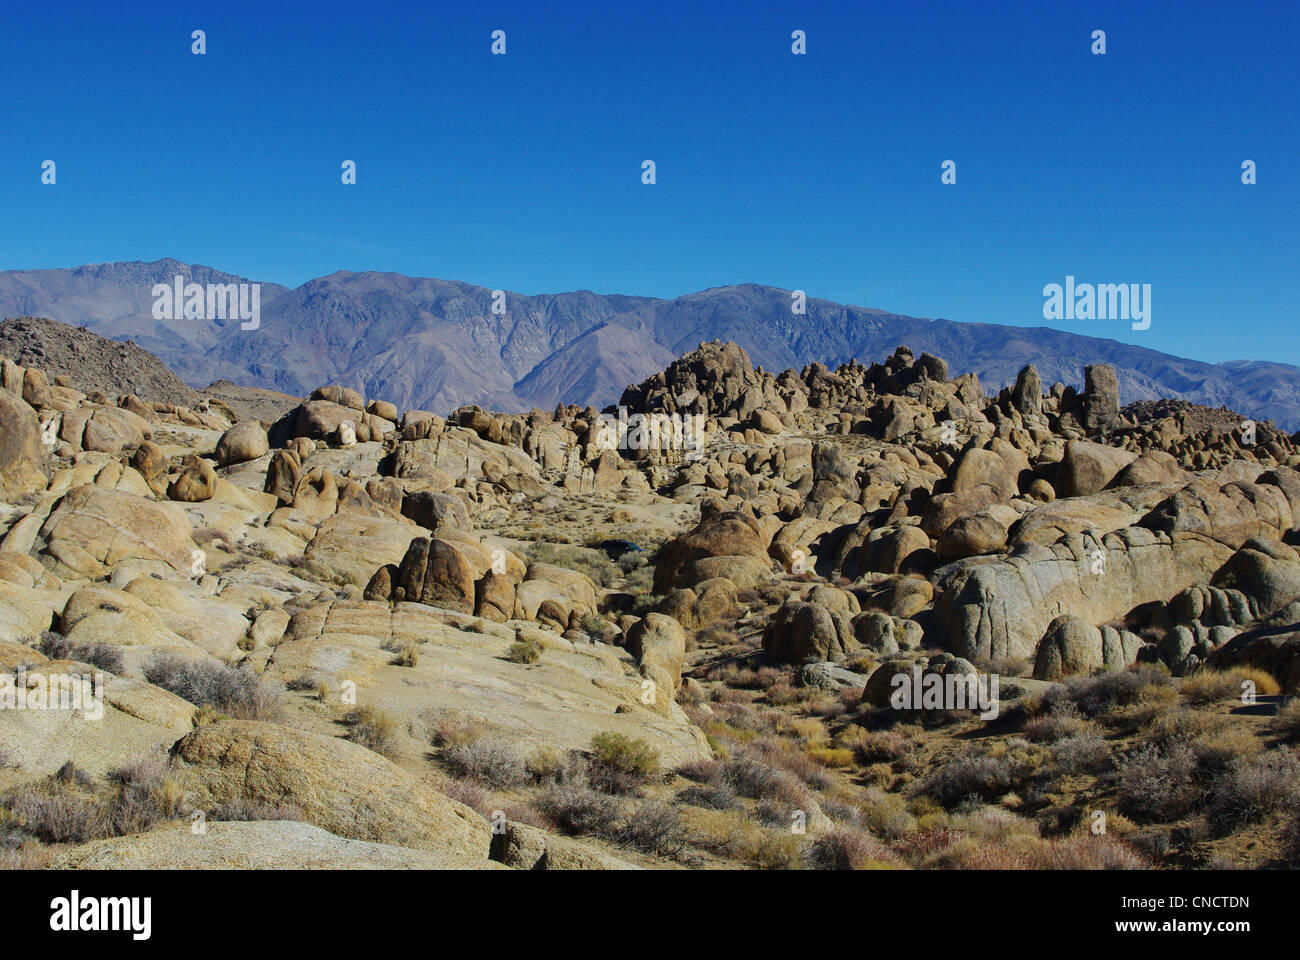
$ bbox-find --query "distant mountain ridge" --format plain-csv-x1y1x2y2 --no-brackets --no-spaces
2,259,1298,429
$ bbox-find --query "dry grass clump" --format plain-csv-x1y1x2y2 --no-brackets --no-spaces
1272,698,1300,742
343,706,400,758
859,787,915,838
390,643,419,667
506,638,543,664
1181,666,1280,705
683,809,805,869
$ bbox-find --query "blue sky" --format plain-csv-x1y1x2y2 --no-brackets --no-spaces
0,0,1295,366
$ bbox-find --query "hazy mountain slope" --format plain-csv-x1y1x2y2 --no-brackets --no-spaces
2,261,1297,428
515,323,676,410
0,260,289,388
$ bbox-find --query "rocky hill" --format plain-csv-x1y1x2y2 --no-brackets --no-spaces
4,262,1300,429
0,316,201,407
2,335,1299,871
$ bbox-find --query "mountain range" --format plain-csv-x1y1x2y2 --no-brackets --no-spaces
2,258,1298,429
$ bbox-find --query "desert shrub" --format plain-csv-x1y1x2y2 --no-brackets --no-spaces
850,729,913,764
8,791,106,844
747,739,834,791
921,756,1013,808
143,654,282,720
1273,698,1300,742
732,665,787,690
1140,709,1230,754
588,732,660,793
1205,749,1300,836
617,800,689,857
285,673,321,692
717,756,808,808
979,655,1031,678
675,757,722,782
438,778,492,815
630,593,665,618
7,756,184,844
37,633,124,675
344,706,400,758
0,845,51,870
677,783,739,810
859,788,915,838
430,714,489,749
748,831,804,870
1192,724,1262,777
442,738,527,788
106,757,184,825
1029,835,1150,869
534,782,624,837
54,761,94,788
1115,742,1199,823
1050,731,1111,775
1023,702,1089,743
843,655,877,674
526,745,566,783
1059,665,1170,718
803,827,898,870
506,638,543,664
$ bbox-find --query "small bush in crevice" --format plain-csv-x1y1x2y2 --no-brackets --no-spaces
37,633,124,675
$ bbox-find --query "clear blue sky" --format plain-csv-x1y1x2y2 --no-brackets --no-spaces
1,0,1295,366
